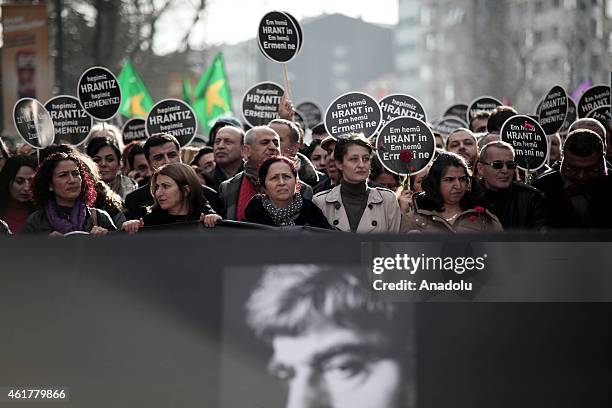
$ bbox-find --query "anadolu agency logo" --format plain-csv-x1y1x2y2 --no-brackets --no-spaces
370,252,488,293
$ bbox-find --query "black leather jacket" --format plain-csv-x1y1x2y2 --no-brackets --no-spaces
479,180,546,230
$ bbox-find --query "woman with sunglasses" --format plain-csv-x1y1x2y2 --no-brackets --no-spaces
476,141,546,229
401,151,502,233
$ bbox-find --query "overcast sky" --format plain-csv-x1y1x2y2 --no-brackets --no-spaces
156,0,399,54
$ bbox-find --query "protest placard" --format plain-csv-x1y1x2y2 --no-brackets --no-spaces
376,116,435,176
324,92,381,138
500,115,548,171
44,95,92,146
241,82,284,127
146,99,197,147
77,66,121,121
13,97,54,149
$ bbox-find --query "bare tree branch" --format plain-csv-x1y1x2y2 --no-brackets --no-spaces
178,0,206,52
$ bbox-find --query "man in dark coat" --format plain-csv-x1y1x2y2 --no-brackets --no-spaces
476,141,546,230
533,129,612,229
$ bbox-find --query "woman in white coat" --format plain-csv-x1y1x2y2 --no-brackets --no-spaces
313,133,401,233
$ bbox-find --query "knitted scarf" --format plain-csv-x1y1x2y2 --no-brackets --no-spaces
261,192,302,226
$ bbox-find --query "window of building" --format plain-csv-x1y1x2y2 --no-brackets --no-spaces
396,54,417,71
402,41,417,52
526,61,534,80
595,16,603,38
533,61,541,75
525,30,534,48
535,0,545,12
534,30,543,44
550,57,562,70
444,83,455,101
399,1,419,19
396,27,418,43
551,26,559,40
420,7,431,25
425,33,437,50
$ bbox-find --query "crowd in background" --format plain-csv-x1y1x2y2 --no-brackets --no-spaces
1,97,611,237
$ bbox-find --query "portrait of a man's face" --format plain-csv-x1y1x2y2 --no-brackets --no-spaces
219,264,415,408
269,325,405,408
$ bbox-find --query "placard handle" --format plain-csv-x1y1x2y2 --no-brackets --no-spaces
282,64,292,100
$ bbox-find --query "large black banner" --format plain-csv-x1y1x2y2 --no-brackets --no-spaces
1,232,611,407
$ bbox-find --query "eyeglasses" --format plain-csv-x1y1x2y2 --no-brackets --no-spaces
480,160,517,170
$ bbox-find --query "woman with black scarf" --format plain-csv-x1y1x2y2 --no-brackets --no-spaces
243,156,331,229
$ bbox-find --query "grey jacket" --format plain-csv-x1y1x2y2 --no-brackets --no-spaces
313,185,402,233
22,208,117,234
219,171,314,220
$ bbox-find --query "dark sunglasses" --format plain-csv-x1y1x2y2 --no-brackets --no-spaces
481,160,517,170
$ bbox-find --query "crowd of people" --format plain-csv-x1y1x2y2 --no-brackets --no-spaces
1,99,611,236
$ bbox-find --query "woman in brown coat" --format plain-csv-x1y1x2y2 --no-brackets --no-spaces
401,152,502,233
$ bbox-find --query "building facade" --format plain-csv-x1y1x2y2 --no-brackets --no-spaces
395,0,611,119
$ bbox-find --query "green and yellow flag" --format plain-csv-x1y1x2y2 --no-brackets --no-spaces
117,60,155,118
193,52,233,136
182,76,193,106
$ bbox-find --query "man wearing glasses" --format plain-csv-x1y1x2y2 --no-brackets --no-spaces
477,141,546,230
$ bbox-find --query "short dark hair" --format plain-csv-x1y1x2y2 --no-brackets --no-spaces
258,155,297,184
333,133,372,162
39,144,80,163
86,136,121,162
311,122,328,137
563,129,604,157
302,138,322,159
125,142,145,170
207,117,243,146
486,106,518,133
421,151,473,212
269,118,300,145
144,133,180,160
469,110,491,131
190,146,214,166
